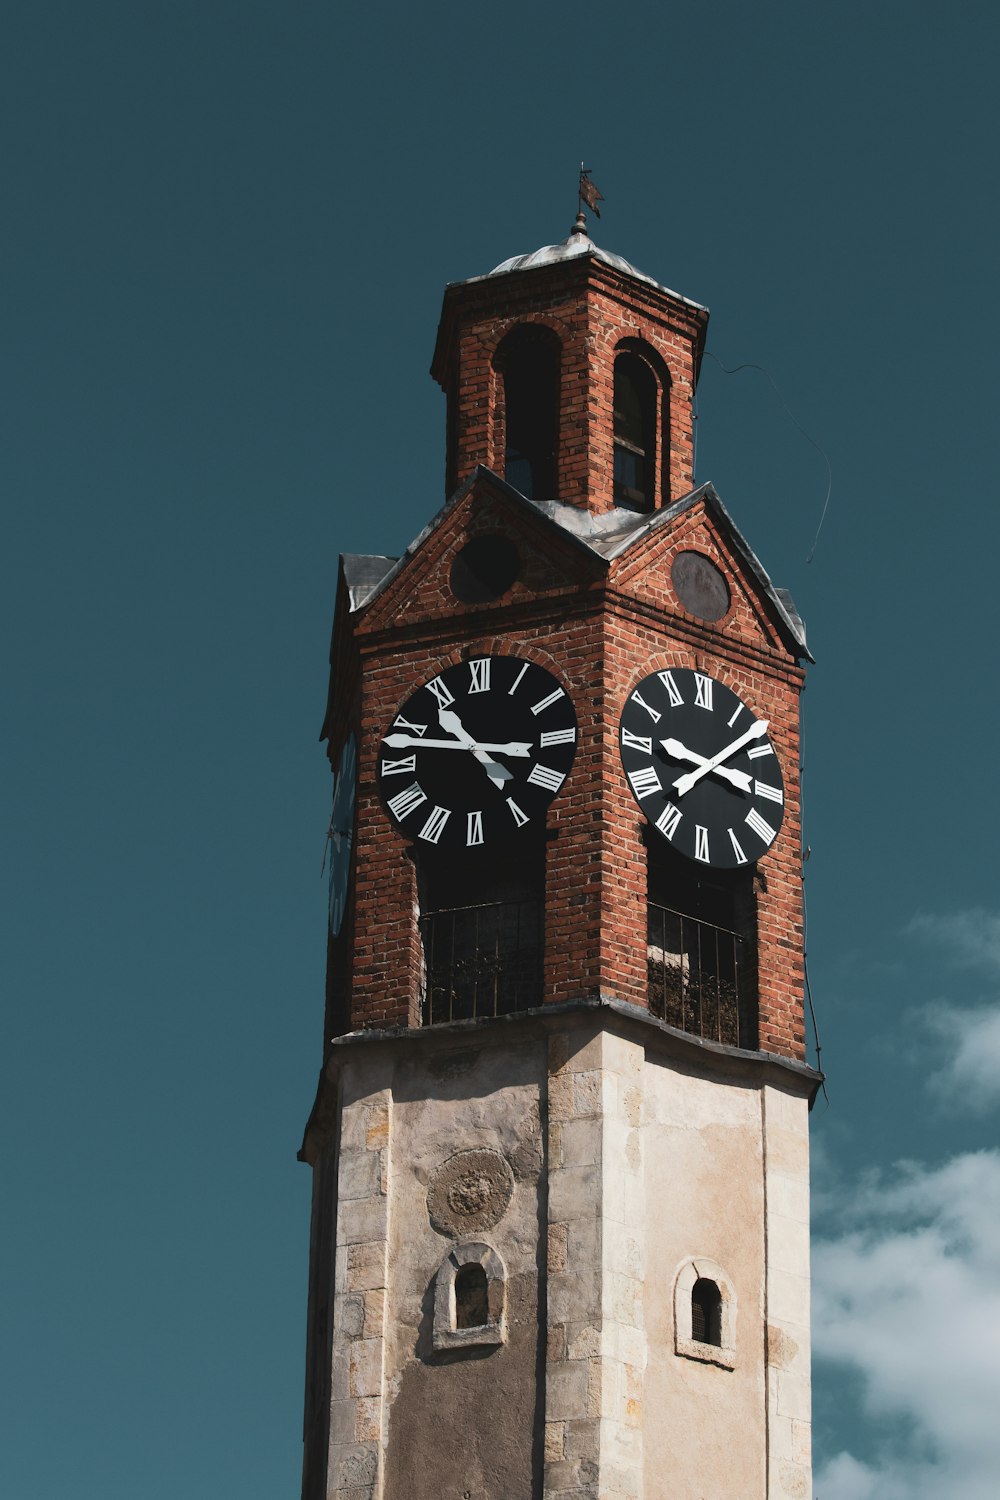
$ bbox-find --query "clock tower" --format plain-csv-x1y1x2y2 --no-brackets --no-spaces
300,217,820,1500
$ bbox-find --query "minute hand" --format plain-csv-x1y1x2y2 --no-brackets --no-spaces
383,733,532,755
672,718,770,798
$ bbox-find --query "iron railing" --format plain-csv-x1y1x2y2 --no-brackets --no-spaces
647,902,753,1047
420,898,543,1025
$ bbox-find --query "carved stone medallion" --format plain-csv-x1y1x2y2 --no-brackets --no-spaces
426,1148,515,1237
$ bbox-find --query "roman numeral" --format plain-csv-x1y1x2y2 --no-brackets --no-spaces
745,807,777,845
392,714,427,737
425,676,454,709
621,728,653,755
508,662,530,695
695,825,710,863
506,798,530,827
466,811,484,846
527,764,565,792
387,782,427,821
694,674,714,710
728,828,748,864
531,687,565,716
380,754,417,776
540,728,576,748
655,803,682,840
727,704,744,728
630,691,661,724
628,766,662,800
747,741,774,760
468,658,491,693
657,671,683,707
418,806,451,844
754,781,783,804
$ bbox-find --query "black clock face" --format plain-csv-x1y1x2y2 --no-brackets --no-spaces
619,668,784,868
378,655,577,849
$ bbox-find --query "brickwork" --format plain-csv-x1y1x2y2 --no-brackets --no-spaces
432,256,707,510
324,249,806,1064
329,477,805,1062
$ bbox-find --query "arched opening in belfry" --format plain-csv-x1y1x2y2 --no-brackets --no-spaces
613,348,659,511
494,323,561,503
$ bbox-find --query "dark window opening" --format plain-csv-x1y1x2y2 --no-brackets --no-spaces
691,1278,723,1346
454,1264,490,1329
494,324,561,503
418,837,545,1024
614,351,658,511
647,840,758,1047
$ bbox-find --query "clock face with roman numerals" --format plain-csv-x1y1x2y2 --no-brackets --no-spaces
378,655,578,850
619,667,784,868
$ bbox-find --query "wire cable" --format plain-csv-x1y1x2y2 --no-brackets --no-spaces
704,351,833,564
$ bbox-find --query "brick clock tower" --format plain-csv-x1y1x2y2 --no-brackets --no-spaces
300,218,820,1500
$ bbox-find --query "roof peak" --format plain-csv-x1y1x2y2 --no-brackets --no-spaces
478,225,707,313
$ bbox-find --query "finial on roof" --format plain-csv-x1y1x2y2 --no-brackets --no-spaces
577,165,604,234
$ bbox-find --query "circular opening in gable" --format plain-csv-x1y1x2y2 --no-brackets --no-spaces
450,535,520,604
671,551,730,622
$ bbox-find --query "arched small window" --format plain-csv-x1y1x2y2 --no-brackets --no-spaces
494,324,561,503
673,1258,736,1369
454,1263,489,1329
432,1241,507,1352
613,350,658,511
691,1277,722,1347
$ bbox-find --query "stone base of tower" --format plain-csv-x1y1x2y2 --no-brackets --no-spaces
300,1003,818,1500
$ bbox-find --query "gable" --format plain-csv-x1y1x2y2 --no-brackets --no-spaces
606,490,810,665
354,469,606,637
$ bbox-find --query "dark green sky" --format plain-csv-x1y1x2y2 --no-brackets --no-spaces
4,3,999,1496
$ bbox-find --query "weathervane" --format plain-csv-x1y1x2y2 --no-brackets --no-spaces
575,165,604,233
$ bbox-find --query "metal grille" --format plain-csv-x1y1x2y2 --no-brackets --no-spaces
647,901,751,1047
420,899,543,1025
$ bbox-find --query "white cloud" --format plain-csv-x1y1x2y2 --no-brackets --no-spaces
907,906,1000,971
924,1004,1000,1110
902,907,1000,1108
813,1151,1000,1500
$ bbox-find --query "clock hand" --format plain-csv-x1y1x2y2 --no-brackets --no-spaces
659,737,752,794
437,708,514,790
673,719,770,798
383,733,532,755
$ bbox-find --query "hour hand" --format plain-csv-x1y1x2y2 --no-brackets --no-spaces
660,737,752,794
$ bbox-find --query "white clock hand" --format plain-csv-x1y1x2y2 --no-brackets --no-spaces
659,737,752,794
383,733,532,755
438,708,514,789
672,718,770,798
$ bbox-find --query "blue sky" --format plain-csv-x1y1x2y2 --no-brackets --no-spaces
3,3,999,1495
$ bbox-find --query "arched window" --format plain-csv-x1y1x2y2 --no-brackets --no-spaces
691,1277,723,1347
673,1258,736,1369
432,1241,507,1353
494,324,561,503
613,350,658,511
454,1263,489,1329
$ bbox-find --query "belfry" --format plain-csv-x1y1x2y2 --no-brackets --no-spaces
300,214,820,1500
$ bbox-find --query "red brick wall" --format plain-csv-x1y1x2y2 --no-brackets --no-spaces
433,258,707,511
323,260,806,1063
